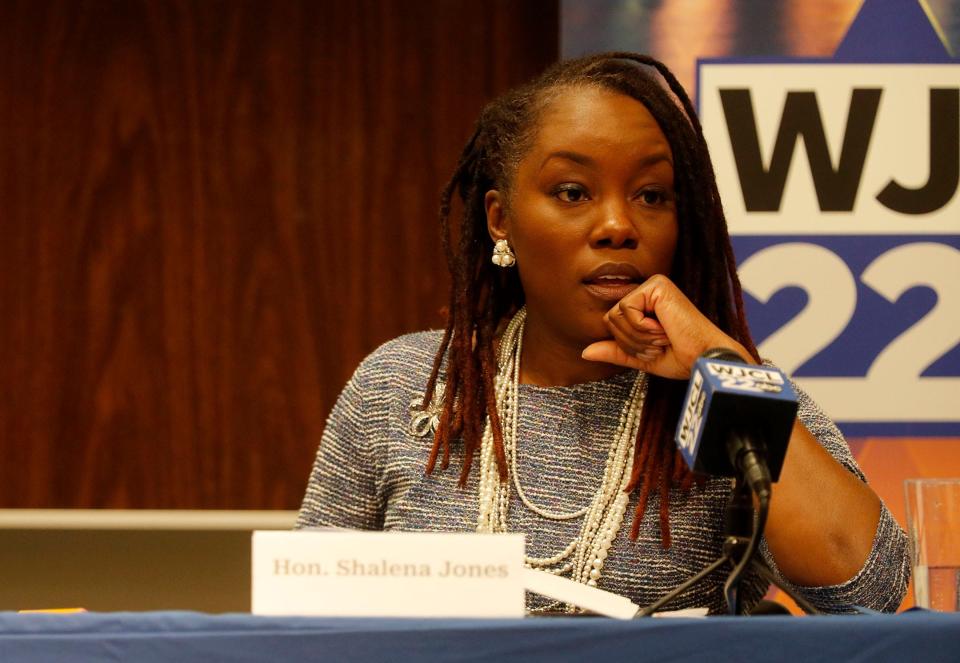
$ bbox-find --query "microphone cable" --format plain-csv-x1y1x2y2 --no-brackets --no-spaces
723,487,770,615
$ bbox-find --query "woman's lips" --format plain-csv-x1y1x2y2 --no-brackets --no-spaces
581,263,645,302
582,279,640,302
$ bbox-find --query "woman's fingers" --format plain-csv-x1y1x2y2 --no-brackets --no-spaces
584,275,751,379
605,303,669,355
582,339,644,368
618,303,664,334
606,316,665,358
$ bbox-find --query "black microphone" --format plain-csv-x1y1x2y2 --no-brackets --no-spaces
674,348,798,498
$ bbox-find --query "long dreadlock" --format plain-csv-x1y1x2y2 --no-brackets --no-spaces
422,52,758,548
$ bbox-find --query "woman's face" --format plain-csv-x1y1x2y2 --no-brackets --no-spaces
487,85,679,346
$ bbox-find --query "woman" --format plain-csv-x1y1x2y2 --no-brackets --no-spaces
297,53,909,614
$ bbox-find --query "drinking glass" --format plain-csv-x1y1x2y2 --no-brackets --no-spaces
904,478,960,611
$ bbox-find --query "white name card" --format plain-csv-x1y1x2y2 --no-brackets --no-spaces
251,530,526,617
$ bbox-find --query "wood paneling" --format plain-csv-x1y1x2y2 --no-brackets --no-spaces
0,0,558,508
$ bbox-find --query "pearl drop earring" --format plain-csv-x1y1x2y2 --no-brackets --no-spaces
491,239,516,268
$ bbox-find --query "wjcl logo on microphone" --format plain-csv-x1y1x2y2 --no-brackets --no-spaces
706,362,785,394
698,3,959,436
677,369,706,456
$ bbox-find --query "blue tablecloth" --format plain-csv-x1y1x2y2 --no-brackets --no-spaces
0,610,957,662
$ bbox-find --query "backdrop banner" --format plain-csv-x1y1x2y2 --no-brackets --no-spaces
562,0,960,608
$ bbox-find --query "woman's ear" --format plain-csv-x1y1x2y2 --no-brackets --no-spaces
485,190,508,242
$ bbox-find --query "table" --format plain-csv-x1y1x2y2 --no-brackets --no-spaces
0,610,957,662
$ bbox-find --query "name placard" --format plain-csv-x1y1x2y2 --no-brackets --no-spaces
251,530,525,617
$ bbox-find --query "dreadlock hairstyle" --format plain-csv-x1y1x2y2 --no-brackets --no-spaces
422,52,758,548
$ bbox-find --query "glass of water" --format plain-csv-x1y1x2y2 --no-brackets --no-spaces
904,478,960,611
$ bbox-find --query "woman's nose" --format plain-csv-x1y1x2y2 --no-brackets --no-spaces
589,201,639,249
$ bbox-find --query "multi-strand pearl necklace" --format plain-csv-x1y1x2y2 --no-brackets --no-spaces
476,307,647,590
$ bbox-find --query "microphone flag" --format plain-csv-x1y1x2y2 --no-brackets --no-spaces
675,352,798,482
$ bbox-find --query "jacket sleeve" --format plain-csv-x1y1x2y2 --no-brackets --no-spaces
758,380,911,613
295,358,385,531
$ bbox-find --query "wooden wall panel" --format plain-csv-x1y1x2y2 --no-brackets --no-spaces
0,0,559,508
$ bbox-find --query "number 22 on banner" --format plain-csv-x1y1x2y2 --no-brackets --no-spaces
738,241,960,425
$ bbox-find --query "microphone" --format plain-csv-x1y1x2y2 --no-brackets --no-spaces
674,348,798,498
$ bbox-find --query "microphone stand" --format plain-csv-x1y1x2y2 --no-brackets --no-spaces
635,477,821,617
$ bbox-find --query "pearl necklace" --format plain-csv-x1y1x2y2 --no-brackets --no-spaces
476,307,647,590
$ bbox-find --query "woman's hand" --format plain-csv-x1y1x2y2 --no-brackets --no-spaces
583,275,883,588
581,274,751,378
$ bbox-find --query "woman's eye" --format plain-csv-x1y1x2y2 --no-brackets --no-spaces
554,185,589,203
637,188,669,206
